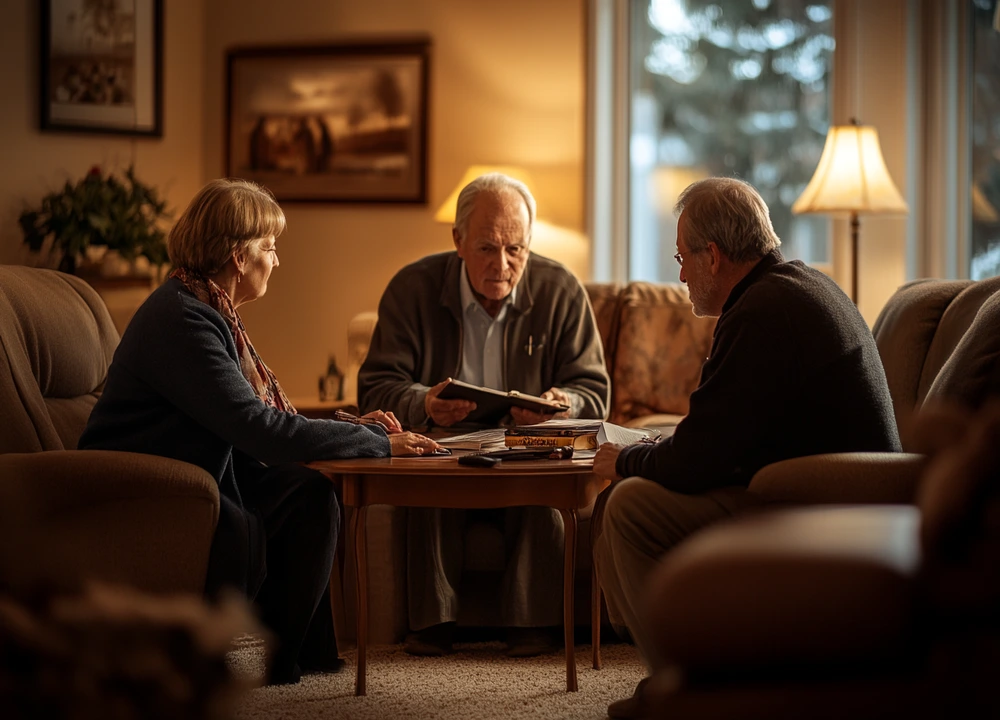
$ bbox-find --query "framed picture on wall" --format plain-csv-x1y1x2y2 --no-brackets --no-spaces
40,0,164,137
226,39,431,204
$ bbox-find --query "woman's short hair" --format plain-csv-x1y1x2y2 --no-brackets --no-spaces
674,177,781,264
168,178,286,275
453,173,536,243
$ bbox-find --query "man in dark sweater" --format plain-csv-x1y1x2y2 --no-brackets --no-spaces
595,177,901,719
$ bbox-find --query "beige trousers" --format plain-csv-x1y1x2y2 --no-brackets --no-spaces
593,477,760,670
407,506,565,631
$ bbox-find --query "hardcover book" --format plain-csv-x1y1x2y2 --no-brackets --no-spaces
504,433,600,449
436,379,570,425
504,419,659,448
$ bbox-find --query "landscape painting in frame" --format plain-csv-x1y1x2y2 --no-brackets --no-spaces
41,0,163,136
226,40,430,204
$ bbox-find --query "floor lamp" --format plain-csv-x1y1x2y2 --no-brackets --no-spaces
791,119,908,305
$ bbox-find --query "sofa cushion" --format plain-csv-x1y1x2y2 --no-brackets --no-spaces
872,279,971,436
923,284,1000,412
607,282,716,425
0,267,117,452
644,506,921,676
584,282,624,368
623,413,685,433
917,275,1000,408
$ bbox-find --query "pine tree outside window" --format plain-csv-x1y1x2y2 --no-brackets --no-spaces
626,0,834,282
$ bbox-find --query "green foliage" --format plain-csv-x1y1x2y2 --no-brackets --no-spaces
19,166,173,270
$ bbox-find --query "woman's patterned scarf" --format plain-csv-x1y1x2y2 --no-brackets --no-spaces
169,268,296,414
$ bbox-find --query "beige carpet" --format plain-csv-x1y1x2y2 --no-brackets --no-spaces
229,637,645,719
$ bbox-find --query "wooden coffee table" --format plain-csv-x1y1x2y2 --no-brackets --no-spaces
308,454,609,696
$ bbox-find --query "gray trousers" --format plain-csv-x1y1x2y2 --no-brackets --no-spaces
407,506,565,631
593,477,760,671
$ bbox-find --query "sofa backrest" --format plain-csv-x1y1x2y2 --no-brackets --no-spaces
873,276,1000,447
586,281,716,425
582,282,624,360
0,266,118,453
924,286,1000,409
342,311,379,405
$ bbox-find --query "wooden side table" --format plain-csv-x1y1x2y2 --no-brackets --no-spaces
308,454,608,696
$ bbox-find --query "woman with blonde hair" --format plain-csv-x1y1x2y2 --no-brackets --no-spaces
80,178,440,685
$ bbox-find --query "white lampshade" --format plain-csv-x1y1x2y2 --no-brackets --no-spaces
792,124,908,216
434,165,536,224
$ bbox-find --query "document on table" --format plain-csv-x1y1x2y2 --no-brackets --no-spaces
435,428,508,451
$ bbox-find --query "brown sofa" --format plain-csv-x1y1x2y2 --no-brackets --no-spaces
0,265,218,594
337,280,716,644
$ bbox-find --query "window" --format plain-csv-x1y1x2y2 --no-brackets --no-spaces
589,0,834,283
970,0,1000,279
591,0,998,290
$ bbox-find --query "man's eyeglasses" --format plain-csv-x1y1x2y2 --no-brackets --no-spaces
673,248,705,267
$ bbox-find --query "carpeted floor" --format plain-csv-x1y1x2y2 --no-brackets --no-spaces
229,636,645,719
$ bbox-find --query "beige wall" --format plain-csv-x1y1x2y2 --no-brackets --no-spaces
0,0,206,269
0,0,585,399
204,0,586,398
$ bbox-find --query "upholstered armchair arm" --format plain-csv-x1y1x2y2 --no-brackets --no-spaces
748,452,927,506
0,451,219,595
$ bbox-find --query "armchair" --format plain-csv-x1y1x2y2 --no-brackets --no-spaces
638,400,1000,719
0,265,218,594
745,275,1000,507
589,276,1000,664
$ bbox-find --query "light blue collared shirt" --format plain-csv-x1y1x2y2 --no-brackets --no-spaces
456,262,516,390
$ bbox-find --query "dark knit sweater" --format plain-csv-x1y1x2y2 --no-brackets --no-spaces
616,250,901,493
358,251,610,427
80,278,390,595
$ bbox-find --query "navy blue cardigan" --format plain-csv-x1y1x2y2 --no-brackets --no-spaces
80,278,390,596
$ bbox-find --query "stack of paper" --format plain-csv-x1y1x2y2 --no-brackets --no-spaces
436,428,508,451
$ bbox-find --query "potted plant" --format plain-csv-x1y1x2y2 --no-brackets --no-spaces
19,166,173,276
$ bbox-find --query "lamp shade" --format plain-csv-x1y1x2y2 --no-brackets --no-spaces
792,124,908,216
433,165,536,224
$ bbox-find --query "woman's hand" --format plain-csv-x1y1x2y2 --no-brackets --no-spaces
361,410,403,433
389,432,443,457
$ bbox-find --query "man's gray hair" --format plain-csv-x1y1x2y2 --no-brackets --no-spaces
674,177,781,264
453,172,536,242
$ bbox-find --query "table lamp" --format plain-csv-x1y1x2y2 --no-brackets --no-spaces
434,165,589,276
433,165,536,224
791,118,908,304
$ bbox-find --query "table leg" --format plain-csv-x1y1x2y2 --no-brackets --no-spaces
330,499,347,642
336,502,346,597
352,505,369,696
592,562,602,670
559,508,579,692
